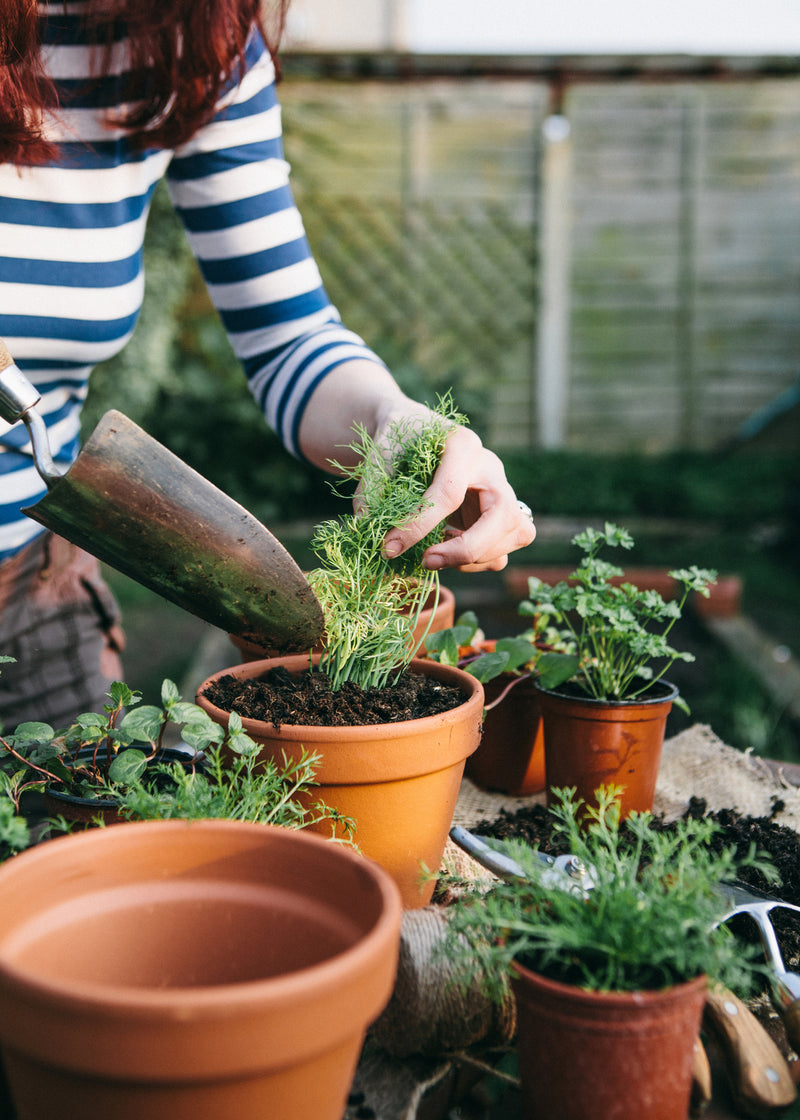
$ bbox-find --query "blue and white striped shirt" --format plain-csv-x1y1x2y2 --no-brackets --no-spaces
0,1,385,561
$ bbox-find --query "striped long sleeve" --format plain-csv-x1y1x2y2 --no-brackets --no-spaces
0,2,386,561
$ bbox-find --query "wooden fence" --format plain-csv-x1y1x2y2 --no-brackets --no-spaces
279,67,800,454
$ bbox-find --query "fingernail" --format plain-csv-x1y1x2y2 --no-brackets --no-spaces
424,553,445,570
383,537,402,559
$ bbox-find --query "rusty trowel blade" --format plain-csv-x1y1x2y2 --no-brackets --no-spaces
22,410,325,653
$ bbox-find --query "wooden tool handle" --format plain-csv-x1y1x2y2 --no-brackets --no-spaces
704,985,796,1116
779,997,800,1059
691,1037,713,1117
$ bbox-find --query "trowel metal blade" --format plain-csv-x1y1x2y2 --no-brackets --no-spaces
22,410,325,653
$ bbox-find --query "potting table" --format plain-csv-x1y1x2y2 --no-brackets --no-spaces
345,726,800,1120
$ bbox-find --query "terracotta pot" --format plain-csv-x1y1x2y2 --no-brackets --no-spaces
512,962,707,1120
691,574,742,619
196,656,483,908
0,819,402,1120
535,680,678,818
464,641,545,796
229,585,456,663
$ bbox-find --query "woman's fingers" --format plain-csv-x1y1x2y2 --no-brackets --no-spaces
381,428,535,572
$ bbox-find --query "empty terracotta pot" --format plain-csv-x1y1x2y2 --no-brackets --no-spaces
512,963,707,1120
0,819,402,1120
196,655,483,908
536,681,678,818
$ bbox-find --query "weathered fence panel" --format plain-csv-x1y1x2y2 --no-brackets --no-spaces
279,72,800,453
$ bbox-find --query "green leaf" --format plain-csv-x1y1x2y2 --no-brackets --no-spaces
74,712,107,730
107,749,148,785
425,624,476,656
108,681,141,709
494,636,539,672
120,706,164,741
536,653,580,691
181,718,223,751
9,721,54,744
467,651,510,683
170,702,207,725
160,679,181,707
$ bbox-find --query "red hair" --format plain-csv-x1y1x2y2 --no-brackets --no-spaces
0,0,287,165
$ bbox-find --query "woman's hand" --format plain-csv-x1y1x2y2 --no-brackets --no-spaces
381,423,535,573
298,361,536,573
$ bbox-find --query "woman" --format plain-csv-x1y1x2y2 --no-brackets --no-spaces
0,0,535,729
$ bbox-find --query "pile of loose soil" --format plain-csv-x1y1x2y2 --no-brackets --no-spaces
473,796,800,967
201,666,466,728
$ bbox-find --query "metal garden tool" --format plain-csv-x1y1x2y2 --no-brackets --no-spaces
449,826,797,1118
0,339,325,653
720,879,800,1058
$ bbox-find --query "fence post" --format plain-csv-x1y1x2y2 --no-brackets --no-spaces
536,112,573,448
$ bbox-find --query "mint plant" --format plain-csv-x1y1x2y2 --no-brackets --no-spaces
0,795,30,861
0,676,345,835
445,786,772,1000
0,680,184,807
523,522,716,705
424,609,578,708
308,395,467,691
105,722,350,836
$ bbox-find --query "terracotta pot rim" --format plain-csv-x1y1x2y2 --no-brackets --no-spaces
535,678,679,710
0,819,402,1015
197,655,484,742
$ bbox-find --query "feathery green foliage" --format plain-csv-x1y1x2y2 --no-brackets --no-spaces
308,394,467,690
445,787,774,999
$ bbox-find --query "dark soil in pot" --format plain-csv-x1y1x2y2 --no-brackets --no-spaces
201,666,466,727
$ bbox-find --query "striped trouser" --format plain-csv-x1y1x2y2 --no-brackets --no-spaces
0,533,124,734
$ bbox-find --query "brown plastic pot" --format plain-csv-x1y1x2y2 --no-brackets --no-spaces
41,747,204,828
464,642,545,796
0,819,402,1120
512,963,707,1120
196,655,483,909
513,963,699,1120
535,680,678,817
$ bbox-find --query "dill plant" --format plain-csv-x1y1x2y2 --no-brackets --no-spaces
308,395,467,691
445,787,773,1000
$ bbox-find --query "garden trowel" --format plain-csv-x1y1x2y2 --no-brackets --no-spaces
0,339,324,653
720,879,800,1058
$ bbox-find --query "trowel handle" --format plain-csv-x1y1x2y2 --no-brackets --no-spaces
704,984,797,1115
0,338,62,486
0,338,42,425
778,994,800,1058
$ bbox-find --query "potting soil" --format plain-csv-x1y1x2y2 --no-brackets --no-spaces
201,666,465,727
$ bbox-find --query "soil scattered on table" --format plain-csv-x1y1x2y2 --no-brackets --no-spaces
201,665,467,727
